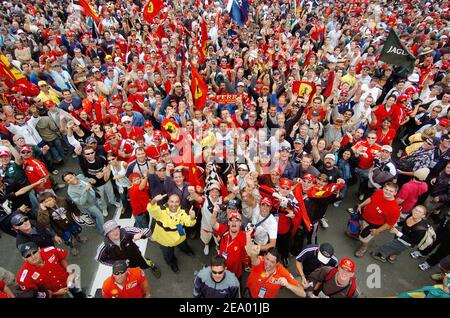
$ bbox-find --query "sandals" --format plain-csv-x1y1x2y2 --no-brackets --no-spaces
354,245,368,258
371,252,386,263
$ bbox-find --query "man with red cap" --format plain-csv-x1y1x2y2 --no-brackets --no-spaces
102,101,121,125
82,84,104,123
143,121,155,146
250,197,278,252
307,257,361,298
210,204,248,280
19,145,55,194
145,130,169,159
103,132,134,162
127,82,145,112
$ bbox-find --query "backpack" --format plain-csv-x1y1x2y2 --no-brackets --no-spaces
417,223,437,251
346,210,361,235
324,267,357,298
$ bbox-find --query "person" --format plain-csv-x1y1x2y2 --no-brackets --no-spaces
37,192,88,256
200,182,223,256
250,197,278,252
371,205,430,263
352,182,401,258
295,243,339,288
210,203,248,280
397,168,430,217
95,220,161,278
193,255,241,298
245,240,306,298
147,193,196,273
127,173,150,228
11,212,62,248
307,258,362,298
16,242,84,298
102,260,152,298
62,171,105,234
0,279,14,298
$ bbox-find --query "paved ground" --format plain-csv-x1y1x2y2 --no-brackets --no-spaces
0,155,439,298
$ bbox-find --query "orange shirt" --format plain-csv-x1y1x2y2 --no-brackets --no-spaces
102,267,146,298
246,256,300,298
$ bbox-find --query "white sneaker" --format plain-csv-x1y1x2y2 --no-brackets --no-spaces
358,194,364,201
410,251,425,259
52,170,59,175
419,262,431,271
203,244,209,256
333,201,341,207
72,153,78,158
102,209,108,217
320,218,329,229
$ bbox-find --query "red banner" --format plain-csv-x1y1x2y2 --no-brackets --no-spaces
190,62,208,110
75,0,101,24
214,94,250,105
142,0,163,24
292,81,316,103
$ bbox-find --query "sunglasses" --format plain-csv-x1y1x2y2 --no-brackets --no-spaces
86,90,94,93
211,270,225,275
16,218,29,226
20,151,31,154
123,121,131,124
24,250,38,259
113,270,126,275
84,152,95,155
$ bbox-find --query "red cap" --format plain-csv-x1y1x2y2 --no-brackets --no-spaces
44,100,55,108
439,118,450,127
228,211,242,221
144,121,153,128
339,258,355,273
128,172,141,182
260,197,272,206
302,173,316,182
153,130,162,140
111,94,122,101
397,94,409,103
279,178,293,189
128,82,137,88
404,87,419,95
19,146,32,153
0,149,11,157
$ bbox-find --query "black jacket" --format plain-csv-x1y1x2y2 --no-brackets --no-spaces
430,171,450,205
16,220,55,249
95,227,151,266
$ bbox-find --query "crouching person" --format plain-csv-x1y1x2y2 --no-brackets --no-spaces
37,192,88,256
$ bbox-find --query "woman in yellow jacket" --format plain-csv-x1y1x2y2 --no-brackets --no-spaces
147,193,197,273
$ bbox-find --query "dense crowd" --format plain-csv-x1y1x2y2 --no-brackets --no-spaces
0,0,449,298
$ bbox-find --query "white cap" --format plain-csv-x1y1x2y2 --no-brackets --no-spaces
121,115,132,123
317,250,331,264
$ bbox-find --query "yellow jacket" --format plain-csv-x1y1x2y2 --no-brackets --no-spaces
147,203,196,247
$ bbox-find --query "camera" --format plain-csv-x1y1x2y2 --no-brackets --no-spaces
245,223,255,232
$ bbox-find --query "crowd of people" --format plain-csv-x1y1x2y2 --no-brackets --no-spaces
0,0,449,298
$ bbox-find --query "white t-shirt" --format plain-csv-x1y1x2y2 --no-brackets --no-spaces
251,206,278,245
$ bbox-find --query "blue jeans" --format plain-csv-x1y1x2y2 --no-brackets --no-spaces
378,238,409,257
47,139,65,162
95,181,117,210
79,205,105,234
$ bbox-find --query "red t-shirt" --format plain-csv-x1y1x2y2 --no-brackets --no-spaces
397,180,428,214
214,223,247,278
23,158,52,192
363,189,400,226
17,247,69,295
119,126,144,140
376,128,396,146
352,140,382,169
102,267,146,298
129,183,150,216
127,94,145,112
0,280,9,298
371,105,395,130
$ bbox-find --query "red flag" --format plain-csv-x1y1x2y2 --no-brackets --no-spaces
161,118,182,143
0,54,39,96
142,0,164,24
190,62,208,110
307,183,344,199
292,182,312,232
185,163,206,190
292,81,316,103
198,18,208,64
75,0,101,24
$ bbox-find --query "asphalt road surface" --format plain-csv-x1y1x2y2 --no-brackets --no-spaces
0,156,438,298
